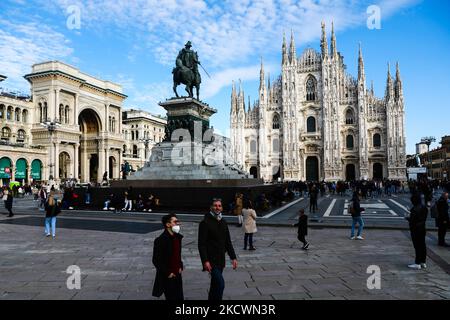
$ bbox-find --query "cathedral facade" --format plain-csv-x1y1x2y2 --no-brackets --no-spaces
230,23,407,182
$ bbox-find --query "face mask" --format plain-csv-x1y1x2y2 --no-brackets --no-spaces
171,225,180,234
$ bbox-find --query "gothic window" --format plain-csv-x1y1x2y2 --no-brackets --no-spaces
307,116,316,133
345,109,354,125
306,77,316,101
272,114,280,129
346,135,354,150
17,129,26,142
373,133,381,148
1,127,11,140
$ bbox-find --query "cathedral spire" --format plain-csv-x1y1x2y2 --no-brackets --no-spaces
320,21,328,59
395,62,403,102
330,21,337,58
371,80,374,95
289,29,297,64
385,63,394,101
282,32,288,65
231,80,237,114
259,57,265,92
358,42,365,82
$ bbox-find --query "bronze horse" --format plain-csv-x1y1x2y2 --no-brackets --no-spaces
172,57,201,100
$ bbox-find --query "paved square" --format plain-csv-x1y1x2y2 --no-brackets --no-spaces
0,214,449,300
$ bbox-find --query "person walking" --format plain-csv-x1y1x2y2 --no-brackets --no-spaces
44,190,61,238
234,193,243,227
152,213,184,301
436,192,449,247
198,198,238,301
406,193,428,269
242,199,257,250
349,191,365,240
309,185,318,213
294,208,309,250
4,187,14,217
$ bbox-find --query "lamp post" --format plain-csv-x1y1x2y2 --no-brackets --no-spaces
41,120,60,181
421,136,436,179
139,138,152,165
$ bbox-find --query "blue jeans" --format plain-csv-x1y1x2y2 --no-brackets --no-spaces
208,267,225,301
351,216,364,237
45,217,56,236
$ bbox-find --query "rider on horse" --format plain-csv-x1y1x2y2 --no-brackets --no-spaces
173,41,201,99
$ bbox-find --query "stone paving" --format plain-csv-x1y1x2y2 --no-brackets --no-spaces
0,214,449,300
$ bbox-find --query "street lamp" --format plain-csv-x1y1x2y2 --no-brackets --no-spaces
421,136,436,179
41,119,61,181
139,137,152,164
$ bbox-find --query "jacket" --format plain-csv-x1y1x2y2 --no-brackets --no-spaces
407,204,428,231
198,213,236,269
436,197,449,226
294,215,308,236
242,208,257,233
45,197,61,217
4,194,13,209
152,230,184,297
351,198,363,217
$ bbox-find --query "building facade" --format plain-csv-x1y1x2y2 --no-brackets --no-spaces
418,136,450,180
230,24,407,182
0,61,165,185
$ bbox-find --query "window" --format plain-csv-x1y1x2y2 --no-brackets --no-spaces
59,104,64,123
17,129,25,142
250,140,257,153
22,110,28,123
306,77,316,101
1,127,11,140
345,109,354,125
346,135,354,150
272,114,280,129
272,138,279,153
133,145,138,158
131,131,135,140
65,106,70,124
373,133,381,148
122,145,127,156
306,116,316,133
7,106,13,120
15,108,20,122
0,104,4,118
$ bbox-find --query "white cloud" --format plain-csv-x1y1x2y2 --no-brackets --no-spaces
0,20,73,92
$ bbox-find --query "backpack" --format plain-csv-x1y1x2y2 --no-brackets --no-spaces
430,202,438,219
347,202,355,215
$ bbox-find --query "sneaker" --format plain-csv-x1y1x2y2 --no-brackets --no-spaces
148,209,152,212
52,235,56,239
45,233,51,237
356,236,364,240
249,247,256,251
350,236,356,240
407,263,421,270
304,242,310,249
103,207,108,210
420,263,427,269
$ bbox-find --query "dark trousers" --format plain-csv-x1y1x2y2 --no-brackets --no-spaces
310,199,317,212
411,229,426,264
244,233,253,249
438,224,448,245
208,267,225,301
297,234,307,246
163,274,184,301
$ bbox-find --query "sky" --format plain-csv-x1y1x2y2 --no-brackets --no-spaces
0,0,449,155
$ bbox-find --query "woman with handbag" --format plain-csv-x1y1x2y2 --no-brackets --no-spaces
242,198,257,250
44,190,61,238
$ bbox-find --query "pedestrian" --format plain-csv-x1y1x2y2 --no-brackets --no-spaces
102,171,108,186
234,193,243,227
152,213,184,301
242,199,257,250
4,187,14,217
309,185,318,213
294,208,309,250
44,190,61,238
436,192,449,247
85,182,92,205
122,191,132,211
349,191,365,240
198,198,238,301
406,193,428,269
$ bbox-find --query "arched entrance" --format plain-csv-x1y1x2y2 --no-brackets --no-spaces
59,152,70,180
31,159,42,181
0,157,12,185
78,109,101,183
15,158,28,184
305,156,319,182
373,163,383,180
109,156,116,179
249,166,258,179
346,164,356,181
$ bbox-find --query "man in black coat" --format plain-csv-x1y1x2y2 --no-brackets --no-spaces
406,193,428,269
294,208,309,250
152,214,184,301
436,192,449,246
198,199,237,301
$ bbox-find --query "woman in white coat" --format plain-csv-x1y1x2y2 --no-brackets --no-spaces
242,199,257,250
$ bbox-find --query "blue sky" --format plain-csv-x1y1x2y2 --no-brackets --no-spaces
0,0,449,154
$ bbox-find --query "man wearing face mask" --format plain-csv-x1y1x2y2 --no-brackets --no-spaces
152,213,184,300
198,198,238,300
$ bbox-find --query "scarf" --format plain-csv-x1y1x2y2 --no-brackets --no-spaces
210,211,222,221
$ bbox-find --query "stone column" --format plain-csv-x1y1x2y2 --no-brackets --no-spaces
74,143,79,181
74,93,79,126
105,147,110,178
55,88,60,121
54,142,60,181
98,140,105,184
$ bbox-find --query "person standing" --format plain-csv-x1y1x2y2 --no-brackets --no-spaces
4,187,13,217
294,208,309,250
198,199,238,301
349,191,365,240
242,199,257,250
436,192,449,246
234,193,243,227
406,193,428,269
309,185,318,213
152,214,184,301
44,190,61,238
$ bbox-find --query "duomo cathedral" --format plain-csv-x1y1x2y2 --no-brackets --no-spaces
230,23,407,182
